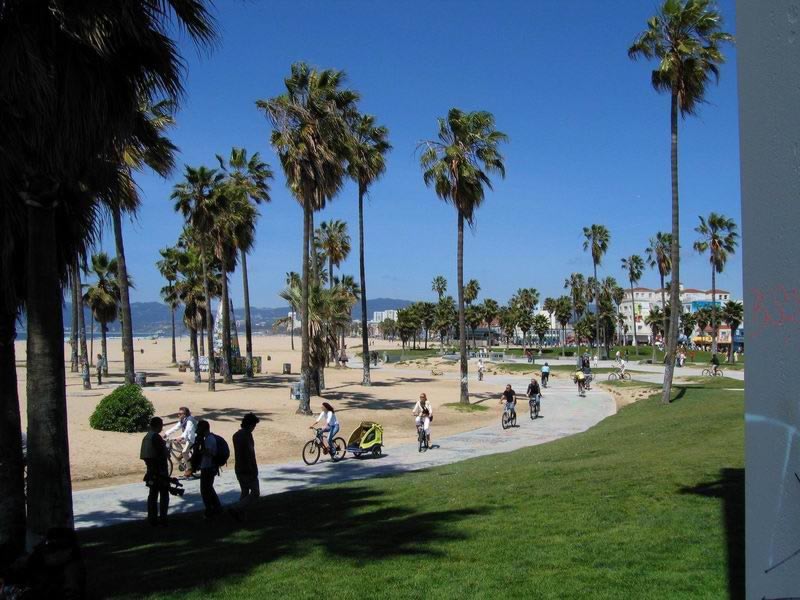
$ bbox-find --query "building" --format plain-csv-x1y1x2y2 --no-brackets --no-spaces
371,309,398,324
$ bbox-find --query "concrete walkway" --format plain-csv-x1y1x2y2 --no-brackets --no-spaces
72,370,615,529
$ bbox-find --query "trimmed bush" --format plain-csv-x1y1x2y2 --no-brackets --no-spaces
90,384,154,433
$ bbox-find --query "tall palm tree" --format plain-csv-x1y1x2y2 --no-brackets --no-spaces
465,305,483,350
645,305,664,365
259,62,359,414
420,108,507,404
316,220,351,287
630,0,733,403
583,224,610,357
85,252,120,378
217,147,272,378
555,296,573,356
695,307,712,346
721,300,743,363
564,273,587,321
621,255,645,348
481,298,499,349
645,232,672,351
172,166,225,391
157,246,181,365
431,275,448,301
72,260,90,389
610,284,626,346
693,212,738,354
511,287,539,350
464,279,481,306
285,271,301,350
418,302,437,350
347,114,390,386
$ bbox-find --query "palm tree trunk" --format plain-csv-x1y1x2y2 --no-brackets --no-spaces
457,212,469,404
89,311,94,367
201,255,216,391
101,323,108,377
662,92,681,404
710,267,718,354
112,205,135,384
290,306,295,350
593,263,602,358
190,325,201,383
299,200,312,414
199,326,205,356
629,280,638,348
240,250,254,378
0,309,25,565
25,200,74,541
170,285,177,365
329,258,333,290
358,185,371,386
561,325,565,357
75,260,90,390
659,274,667,350
70,272,79,372
221,272,232,383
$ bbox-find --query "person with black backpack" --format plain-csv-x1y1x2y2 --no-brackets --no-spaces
192,420,228,519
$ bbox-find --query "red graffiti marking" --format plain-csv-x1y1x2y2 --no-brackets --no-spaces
751,286,800,345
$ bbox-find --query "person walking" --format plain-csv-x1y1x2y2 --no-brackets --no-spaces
140,417,169,527
193,420,223,519
229,413,260,521
95,354,104,385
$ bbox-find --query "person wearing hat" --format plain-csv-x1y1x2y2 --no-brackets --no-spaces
229,413,260,521
311,402,339,453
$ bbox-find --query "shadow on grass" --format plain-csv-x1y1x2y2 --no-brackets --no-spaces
679,467,744,600
79,484,488,598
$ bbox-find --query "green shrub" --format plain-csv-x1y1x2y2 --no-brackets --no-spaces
89,384,154,433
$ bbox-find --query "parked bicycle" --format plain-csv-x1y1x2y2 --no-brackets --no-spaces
701,367,724,377
529,395,541,420
303,427,346,465
607,370,631,382
166,438,192,477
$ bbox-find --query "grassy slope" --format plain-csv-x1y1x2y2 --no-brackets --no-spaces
81,381,743,599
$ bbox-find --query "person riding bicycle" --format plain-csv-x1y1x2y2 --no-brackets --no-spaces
618,358,627,377
500,384,517,416
164,406,197,477
412,393,433,446
574,370,586,397
540,362,550,387
526,377,541,401
311,402,339,453
711,352,721,376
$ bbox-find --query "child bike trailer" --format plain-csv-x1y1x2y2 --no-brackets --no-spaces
346,421,384,458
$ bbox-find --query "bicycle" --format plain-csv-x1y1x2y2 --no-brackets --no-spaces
501,404,517,429
303,427,346,465
529,395,541,420
701,367,724,377
417,422,429,452
607,370,631,381
541,374,549,388
166,438,192,477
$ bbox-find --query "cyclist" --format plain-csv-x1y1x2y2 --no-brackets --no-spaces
574,370,586,397
500,384,517,418
311,402,339,453
619,358,627,377
526,377,541,411
540,362,550,387
711,352,721,376
164,406,197,477
412,393,433,447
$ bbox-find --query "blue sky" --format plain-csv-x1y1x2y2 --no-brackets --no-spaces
113,0,742,309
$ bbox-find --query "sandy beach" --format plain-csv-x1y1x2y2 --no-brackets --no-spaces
16,334,505,489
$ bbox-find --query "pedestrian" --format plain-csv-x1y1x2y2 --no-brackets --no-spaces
140,416,169,526
95,354,104,385
624,349,629,361
192,420,223,519
592,353,598,368
229,413,260,521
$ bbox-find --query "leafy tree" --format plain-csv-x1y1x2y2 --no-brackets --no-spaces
721,300,743,363
420,108,507,404
259,62,359,413
621,255,645,347
380,318,397,340
630,0,733,403
583,224,610,357
347,114,390,386
693,213,738,354
431,275,448,301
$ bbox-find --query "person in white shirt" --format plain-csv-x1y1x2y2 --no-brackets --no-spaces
619,359,626,376
412,393,433,446
164,406,197,475
311,402,339,452
592,354,599,368
477,358,485,380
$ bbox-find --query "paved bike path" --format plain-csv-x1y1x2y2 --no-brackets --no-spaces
72,372,615,529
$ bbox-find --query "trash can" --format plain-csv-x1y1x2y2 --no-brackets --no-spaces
134,372,147,386
282,363,291,374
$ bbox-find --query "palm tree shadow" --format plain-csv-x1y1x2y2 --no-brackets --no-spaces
679,467,744,599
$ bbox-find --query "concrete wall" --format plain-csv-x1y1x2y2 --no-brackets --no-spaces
737,1,800,596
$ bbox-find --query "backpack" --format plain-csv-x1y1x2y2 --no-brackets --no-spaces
212,434,230,468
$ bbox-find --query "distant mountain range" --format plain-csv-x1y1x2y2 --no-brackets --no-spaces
17,298,413,336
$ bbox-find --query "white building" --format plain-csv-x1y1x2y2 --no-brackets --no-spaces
371,309,398,324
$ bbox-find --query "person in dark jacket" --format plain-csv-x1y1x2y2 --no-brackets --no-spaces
140,416,169,526
229,413,260,521
192,420,222,519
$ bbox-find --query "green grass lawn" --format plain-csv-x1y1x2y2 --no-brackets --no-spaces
80,383,743,599
442,402,489,412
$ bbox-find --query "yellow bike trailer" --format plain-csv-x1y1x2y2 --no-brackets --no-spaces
346,421,384,458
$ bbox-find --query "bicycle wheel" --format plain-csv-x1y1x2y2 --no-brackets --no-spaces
302,440,321,465
167,456,174,477
501,412,511,430
715,369,724,377
534,400,540,419
529,400,536,420
330,437,347,462
607,372,617,381
621,372,631,381
418,430,427,452
701,368,711,377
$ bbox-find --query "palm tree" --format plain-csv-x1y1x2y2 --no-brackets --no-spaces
72,260,90,389
420,109,507,404
285,272,301,350
533,314,550,354
346,114,390,385
681,310,698,342
431,275,448,301
564,273,587,321
172,166,225,391
511,287,538,350
583,224,611,357
645,306,664,365
721,300,743,363
259,63,358,412
465,305,483,350
555,297,573,357
695,307,713,347
316,220,351,288
157,246,181,365
481,299,500,349
693,213,738,354
464,279,481,306
217,147,272,378
630,0,733,403
645,232,672,351
621,255,645,348
417,302,437,349
85,252,120,378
